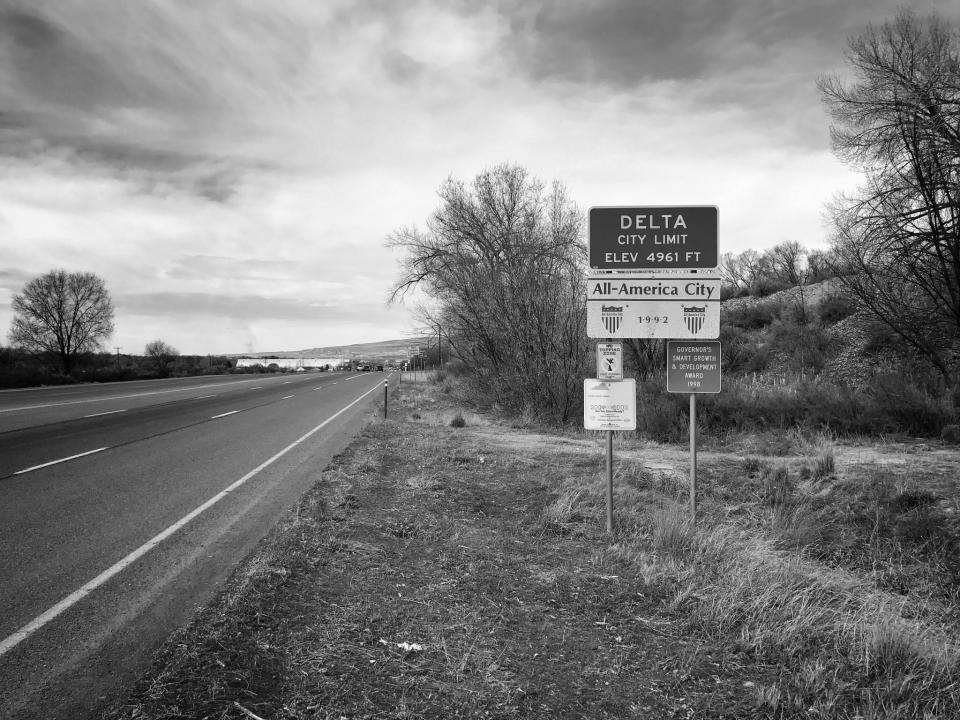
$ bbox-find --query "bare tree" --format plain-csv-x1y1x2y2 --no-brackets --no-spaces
768,240,807,287
819,10,960,382
8,269,114,374
718,252,749,297
806,249,837,283
388,164,589,422
145,339,179,377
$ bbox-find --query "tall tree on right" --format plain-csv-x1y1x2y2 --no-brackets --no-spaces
819,11,960,382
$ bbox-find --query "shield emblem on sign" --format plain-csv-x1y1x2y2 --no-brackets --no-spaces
683,305,706,334
601,306,623,335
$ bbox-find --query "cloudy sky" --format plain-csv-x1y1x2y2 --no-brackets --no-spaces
1,0,957,355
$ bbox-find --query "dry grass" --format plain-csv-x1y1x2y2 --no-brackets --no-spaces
102,381,960,719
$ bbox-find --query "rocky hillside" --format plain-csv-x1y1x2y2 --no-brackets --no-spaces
721,279,908,385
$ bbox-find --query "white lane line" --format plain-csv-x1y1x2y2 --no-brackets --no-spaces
283,381,292,384
210,410,239,419
194,395,216,399
282,395,294,400
83,409,126,419
250,386,263,390
313,387,322,391
14,447,110,476
0,379,385,658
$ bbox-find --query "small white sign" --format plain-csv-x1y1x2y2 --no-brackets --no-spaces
597,342,623,381
584,378,636,430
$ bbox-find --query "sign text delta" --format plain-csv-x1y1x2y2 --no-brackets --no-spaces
587,275,720,339
590,206,718,270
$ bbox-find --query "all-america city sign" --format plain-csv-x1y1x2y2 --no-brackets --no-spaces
586,275,720,339
589,206,718,271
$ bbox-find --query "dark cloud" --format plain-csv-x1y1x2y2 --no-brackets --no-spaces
504,0,738,84
498,0,959,88
0,2,281,197
0,123,252,202
0,8,137,111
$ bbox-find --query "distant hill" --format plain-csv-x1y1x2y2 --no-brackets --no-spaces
231,337,431,360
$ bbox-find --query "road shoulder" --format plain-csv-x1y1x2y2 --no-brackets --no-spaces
101,379,765,718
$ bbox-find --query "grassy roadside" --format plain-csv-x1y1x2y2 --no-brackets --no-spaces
102,376,960,719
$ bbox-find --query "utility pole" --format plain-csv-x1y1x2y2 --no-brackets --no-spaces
114,346,121,371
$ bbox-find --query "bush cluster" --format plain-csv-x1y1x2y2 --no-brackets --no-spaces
635,374,956,440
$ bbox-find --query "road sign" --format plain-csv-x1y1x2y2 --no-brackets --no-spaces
587,275,720,339
667,341,722,393
584,378,636,430
596,342,623,381
589,206,718,270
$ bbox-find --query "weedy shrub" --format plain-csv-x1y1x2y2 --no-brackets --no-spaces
890,488,937,513
541,489,588,526
816,292,857,325
761,463,794,507
867,373,954,437
895,504,948,549
634,382,688,442
722,301,781,330
449,412,466,428
636,505,960,717
742,456,763,475
941,424,960,444
813,449,835,479
771,498,832,551
719,325,760,373
704,378,867,436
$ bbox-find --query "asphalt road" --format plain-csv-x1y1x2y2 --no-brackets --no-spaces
0,371,392,719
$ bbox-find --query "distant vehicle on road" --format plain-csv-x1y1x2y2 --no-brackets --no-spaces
376,365,384,371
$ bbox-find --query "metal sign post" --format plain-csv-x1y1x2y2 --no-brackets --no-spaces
587,203,720,532
690,393,697,524
606,430,614,532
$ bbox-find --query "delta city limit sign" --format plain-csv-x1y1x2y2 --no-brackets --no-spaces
589,206,718,271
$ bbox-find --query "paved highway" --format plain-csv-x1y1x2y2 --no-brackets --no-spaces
0,371,392,719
